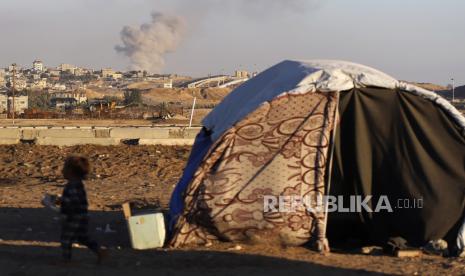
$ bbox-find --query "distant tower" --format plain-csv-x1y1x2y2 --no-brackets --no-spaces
33,59,44,72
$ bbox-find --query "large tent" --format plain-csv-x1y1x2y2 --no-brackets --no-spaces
168,60,465,250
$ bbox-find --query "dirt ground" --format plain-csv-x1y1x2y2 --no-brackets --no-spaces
1,145,465,275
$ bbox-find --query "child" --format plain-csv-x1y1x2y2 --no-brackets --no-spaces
60,155,106,263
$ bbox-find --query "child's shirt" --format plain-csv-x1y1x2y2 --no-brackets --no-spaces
60,180,89,219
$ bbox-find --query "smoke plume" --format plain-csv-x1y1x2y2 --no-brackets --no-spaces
115,12,185,73
115,1,320,73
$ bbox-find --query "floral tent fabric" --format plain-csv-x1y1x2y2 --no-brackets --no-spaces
170,92,337,247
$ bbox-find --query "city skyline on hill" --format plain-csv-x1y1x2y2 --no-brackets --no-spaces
1,0,464,85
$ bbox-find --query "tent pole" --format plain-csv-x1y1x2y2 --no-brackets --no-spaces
319,91,340,253
189,97,197,128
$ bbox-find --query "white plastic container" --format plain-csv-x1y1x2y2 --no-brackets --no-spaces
127,213,166,250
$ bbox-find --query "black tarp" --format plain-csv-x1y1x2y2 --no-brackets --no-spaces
328,87,465,246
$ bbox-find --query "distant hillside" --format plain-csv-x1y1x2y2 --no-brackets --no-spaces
142,87,231,107
126,77,192,90
84,86,124,99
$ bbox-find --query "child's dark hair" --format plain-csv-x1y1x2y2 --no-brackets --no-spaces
63,155,90,178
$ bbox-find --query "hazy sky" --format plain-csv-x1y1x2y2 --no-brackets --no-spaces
1,0,464,84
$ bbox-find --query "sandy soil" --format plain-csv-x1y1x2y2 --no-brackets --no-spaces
84,86,124,100
1,145,464,275
142,87,230,106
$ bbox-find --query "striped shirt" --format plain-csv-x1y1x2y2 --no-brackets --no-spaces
60,180,88,218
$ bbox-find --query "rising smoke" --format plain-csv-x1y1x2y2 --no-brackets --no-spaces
115,12,185,73
115,0,319,73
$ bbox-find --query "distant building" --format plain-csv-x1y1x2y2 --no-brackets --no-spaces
50,91,87,109
234,70,249,78
50,97,77,109
164,79,173,89
146,77,173,88
31,79,48,90
0,69,5,87
32,74,41,80
59,64,75,74
0,95,28,114
101,68,114,78
33,60,44,72
0,94,7,113
11,95,28,113
127,71,145,79
111,72,123,80
48,68,61,77
74,67,89,76
155,78,173,88
12,78,27,90
52,83,67,91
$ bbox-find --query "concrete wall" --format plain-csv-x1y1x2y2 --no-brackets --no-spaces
0,126,201,146
0,128,21,144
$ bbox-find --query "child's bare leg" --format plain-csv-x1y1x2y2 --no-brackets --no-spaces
77,234,107,264
61,238,73,260
77,235,99,254
61,222,76,260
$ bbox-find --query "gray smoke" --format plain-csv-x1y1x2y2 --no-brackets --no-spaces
115,12,185,73
115,1,320,73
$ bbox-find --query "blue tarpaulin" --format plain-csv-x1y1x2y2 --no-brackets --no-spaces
168,128,213,232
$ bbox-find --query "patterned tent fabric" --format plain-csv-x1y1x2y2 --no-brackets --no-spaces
170,91,338,247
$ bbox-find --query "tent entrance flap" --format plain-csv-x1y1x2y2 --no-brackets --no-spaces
328,87,465,246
